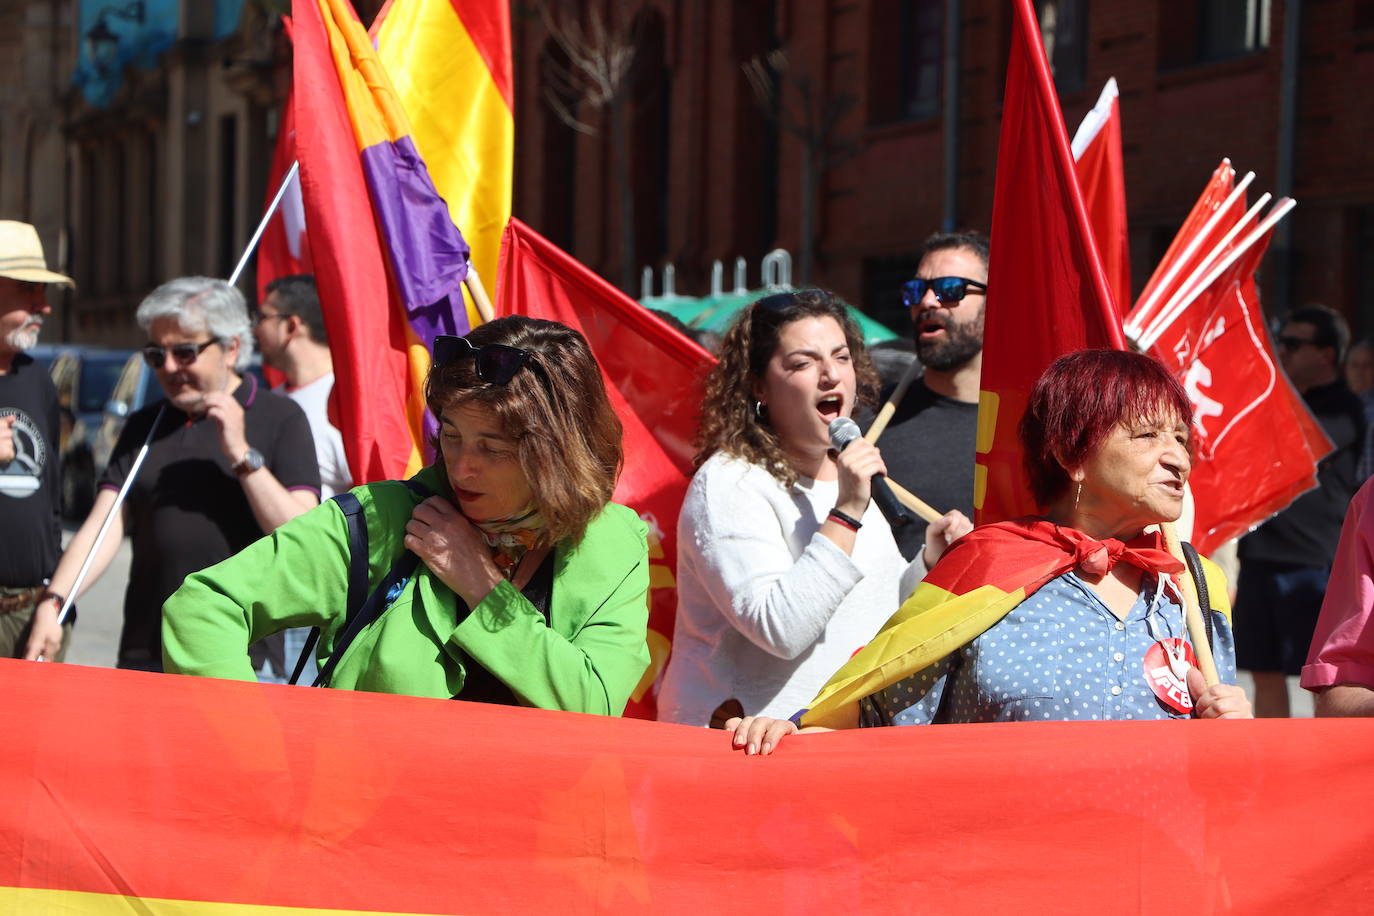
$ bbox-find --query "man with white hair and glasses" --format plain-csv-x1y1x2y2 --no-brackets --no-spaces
0,221,75,659
25,277,320,670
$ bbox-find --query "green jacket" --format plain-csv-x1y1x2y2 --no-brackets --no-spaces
163,465,651,715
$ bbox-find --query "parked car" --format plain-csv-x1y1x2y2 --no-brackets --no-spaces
40,347,137,519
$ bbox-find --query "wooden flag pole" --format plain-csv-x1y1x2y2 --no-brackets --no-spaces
1161,521,1221,687
862,360,944,524
886,478,942,525
865,359,920,444
463,265,496,323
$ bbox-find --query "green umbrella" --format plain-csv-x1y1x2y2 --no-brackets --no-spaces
665,290,901,346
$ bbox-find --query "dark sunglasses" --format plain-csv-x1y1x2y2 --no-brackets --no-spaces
142,338,219,368
1277,335,1320,353
901,277,988,307
432,334,533,385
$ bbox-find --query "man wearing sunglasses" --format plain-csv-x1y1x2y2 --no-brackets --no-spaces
1234,305,1367,717
878,230,989,560
24,277,321,672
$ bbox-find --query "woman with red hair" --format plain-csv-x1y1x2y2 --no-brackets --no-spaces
729,349,1251,754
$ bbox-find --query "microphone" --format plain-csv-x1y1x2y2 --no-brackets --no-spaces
827,417,912,529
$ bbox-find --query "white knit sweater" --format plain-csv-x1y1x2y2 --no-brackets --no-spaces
658,452,925,725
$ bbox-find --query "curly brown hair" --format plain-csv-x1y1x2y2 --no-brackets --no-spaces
694,289,880,486
425,316,623,545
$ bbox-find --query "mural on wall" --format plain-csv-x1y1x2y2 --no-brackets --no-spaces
73,0,247,107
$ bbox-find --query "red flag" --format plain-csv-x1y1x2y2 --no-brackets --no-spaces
1146,225,1333,554
1128,160,1238,337
975,0,1122,525
1071,78,1131,315
255,88,314,307
495,219,715,719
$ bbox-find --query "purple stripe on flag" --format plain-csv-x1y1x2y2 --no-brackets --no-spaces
360,134,471,345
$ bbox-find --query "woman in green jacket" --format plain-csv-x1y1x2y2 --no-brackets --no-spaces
163,316,650,715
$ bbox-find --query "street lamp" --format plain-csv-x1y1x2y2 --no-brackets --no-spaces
84,2,146,78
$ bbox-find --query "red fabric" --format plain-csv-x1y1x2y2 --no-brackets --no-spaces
1073,93,1131,315
293,0,417,485
977,0,1122,525
1145,227,1333,554
4,659,1373,912
495,219,715,719
255,90,314,308
927,518,1183,598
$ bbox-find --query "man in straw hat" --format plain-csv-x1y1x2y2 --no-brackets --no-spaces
0,220,75,659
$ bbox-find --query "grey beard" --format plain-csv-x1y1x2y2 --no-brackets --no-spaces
3,325,40,353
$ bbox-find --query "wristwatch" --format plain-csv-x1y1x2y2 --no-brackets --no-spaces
232,446,265,477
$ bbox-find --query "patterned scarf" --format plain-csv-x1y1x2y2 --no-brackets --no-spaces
467,504,546,579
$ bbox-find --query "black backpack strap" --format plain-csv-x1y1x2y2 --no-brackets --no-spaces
1180,541,1215,653
289,491,368,685
310,478,432,688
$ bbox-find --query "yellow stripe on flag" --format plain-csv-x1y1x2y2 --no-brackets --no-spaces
801,581,1030,729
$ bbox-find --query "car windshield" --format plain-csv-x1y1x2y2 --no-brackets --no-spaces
78,354,132,414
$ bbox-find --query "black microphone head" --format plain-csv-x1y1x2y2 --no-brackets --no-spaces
828,416,861,451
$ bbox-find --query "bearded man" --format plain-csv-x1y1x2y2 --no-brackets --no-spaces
878,231,988,560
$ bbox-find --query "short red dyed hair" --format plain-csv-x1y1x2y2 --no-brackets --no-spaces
1019,349,1193,509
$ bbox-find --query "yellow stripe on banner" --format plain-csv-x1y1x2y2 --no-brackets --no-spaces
801,582,1030,729
0,886,452,916
320,0,412,150
377,0,514,328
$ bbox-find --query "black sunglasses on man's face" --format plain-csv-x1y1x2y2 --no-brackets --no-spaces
432,334,533,386
901,276,987,307
142,339,219,369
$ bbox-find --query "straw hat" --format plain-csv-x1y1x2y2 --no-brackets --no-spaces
0,221,74,286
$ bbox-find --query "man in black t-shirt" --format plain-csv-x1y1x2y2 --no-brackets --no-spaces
878,231,986,561
1237,305,1367,717
24,277,320,669
0,221,75,659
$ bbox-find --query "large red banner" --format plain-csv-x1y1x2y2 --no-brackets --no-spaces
496,219,715,719
4,660,1373,912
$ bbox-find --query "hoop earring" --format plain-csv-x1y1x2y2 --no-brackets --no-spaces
753,401,767,423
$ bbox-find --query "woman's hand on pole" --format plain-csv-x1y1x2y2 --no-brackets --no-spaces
1187,667,1254,719
923,509,973,566
405,497,505,608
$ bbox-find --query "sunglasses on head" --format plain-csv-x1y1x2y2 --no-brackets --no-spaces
901,276,988,307
432,334,533,386
142,338,218,369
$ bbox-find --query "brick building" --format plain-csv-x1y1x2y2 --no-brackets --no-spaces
513,0,1373,336
1,0,1368,345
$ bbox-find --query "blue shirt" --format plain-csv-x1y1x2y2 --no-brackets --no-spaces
859,571,1237,725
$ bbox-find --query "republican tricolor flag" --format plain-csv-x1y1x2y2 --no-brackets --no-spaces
374,0,514,328
293,0,472,484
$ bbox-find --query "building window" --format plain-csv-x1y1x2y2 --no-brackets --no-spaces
1036,0,1087,94
869,0,943,124
1158,0,1271,70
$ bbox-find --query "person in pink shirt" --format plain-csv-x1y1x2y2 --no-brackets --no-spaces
1302,478,1374,715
